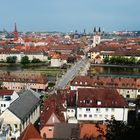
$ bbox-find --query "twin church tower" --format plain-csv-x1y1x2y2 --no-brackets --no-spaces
93,27,101,47
81,27,101,48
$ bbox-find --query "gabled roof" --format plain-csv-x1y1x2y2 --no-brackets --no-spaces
8,90,40,121
71,76,92,87
40,94,65,128
77,88,127,108
18,123,42,140
0,90,14,95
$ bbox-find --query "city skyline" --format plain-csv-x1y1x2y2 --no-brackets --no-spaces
0,0,140,32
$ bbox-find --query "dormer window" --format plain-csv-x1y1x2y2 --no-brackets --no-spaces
80,82,82,85
97,101,101,105
75,82,77,85
85,100,90,104
85,82,87,85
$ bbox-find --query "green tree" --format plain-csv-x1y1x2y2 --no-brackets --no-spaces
103,56,110,64
6,56,17,63
128,57,137,65
110,56,117,64
21,56,30,65
105,117,132,140
31,58,41,63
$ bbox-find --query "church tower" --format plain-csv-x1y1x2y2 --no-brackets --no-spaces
93,27,101,47
13,23,18,41
81,29,88,46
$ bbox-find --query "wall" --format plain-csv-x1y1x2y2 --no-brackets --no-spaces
77,107,128,122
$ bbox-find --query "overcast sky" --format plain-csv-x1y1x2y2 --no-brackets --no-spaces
0,0,139,32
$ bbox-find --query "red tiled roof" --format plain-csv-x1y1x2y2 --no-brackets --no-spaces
77,88,127,108
71,76,92,87
0,90,14,95
40,94,66,129
18,123,42,140
71,75,139,89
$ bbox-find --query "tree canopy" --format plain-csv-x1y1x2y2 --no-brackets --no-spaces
103,56,137,65
31,58,41,63
6,56,17,63
21,56,30,65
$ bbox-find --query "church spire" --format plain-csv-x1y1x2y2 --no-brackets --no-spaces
13,23,18,41
94,27,96,33
98,27,101,33
14,23,17,32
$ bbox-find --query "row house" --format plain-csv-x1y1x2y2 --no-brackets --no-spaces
0,89,41,140
0,49,48,62
0,72,48,92
70,76,140,99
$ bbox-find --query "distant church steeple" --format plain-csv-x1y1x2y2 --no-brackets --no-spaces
94,27,96,33
93,27,101,47
13,23,18,41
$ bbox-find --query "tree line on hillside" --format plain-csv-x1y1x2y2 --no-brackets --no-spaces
103,56,140,65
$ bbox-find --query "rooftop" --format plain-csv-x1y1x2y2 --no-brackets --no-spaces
8,90,40,121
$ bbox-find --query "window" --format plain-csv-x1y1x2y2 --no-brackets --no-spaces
84,114,87,117
99,114,102,118
105,108,108,112
126,95,130,98
86,108,90,112
49,128,52,131
3,104,6,107
14,124,17,128
75,82,77,85
67,110,70,112
80,82,82,85
85,82,87,85
71,110,74,112
89,114,92,118
85,100,90,104
111,108,115,112
127,91,129,93
97,101,101,105
96,108,100,113
94,114,97,117
79,114,82,117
